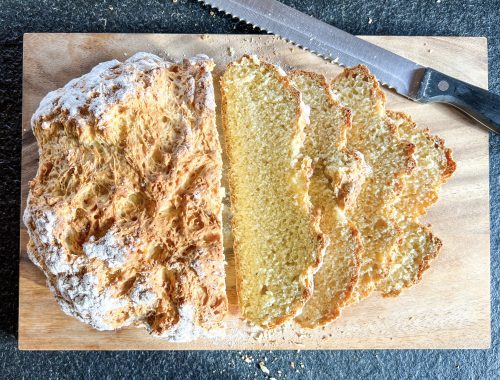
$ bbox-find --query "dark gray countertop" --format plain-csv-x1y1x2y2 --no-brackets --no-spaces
1,0,498,378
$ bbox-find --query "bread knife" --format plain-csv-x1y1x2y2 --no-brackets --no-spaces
200,0,500,134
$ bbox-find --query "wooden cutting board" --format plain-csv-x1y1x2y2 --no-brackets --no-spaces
19,33,490,350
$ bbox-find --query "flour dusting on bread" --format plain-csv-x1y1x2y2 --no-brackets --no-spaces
25,52,227,340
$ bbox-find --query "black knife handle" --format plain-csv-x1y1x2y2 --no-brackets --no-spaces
415,68,500,135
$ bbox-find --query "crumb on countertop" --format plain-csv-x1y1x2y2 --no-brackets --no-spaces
259,362,270,375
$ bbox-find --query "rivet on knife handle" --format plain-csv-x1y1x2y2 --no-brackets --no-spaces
416,68,500,134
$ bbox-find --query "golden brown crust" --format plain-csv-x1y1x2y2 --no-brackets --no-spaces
387,109,456,183
443,149,457,179
25,53,227,340
382,225,442,298
221,56,327,329
417,231,443,281
296,221,362,328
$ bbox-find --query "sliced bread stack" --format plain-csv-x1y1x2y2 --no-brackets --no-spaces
330,67,456,299
221,57,456,328
379,111,456,296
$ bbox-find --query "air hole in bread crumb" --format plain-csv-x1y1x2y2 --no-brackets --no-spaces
260,285,268,295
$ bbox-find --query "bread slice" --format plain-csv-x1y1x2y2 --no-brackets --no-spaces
330,65,416,302
288,71,364,327
221,56,327,328
379,111,456,296
24,53,227,341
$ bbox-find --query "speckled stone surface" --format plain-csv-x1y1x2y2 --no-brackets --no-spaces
0,0,498,378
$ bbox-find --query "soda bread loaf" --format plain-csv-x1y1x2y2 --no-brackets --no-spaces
288,71,364,328
330,65,416,302
25,49,456,336
220,56,327,328
24,52,227,341
379,111,456,296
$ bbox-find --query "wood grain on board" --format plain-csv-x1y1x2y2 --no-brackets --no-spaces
20,33,490,350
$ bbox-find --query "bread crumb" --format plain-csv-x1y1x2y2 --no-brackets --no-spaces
368,17,373,24
259,362,270,375
290,361,295,369
227,47,235,57
210,10,215,16
241,354,254,364
251,330,264,340
299,362,304,368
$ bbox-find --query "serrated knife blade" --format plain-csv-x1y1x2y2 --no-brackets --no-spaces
200,0,500,134
202,0,424,97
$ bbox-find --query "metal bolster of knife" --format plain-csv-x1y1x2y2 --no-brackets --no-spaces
415,68,500,134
